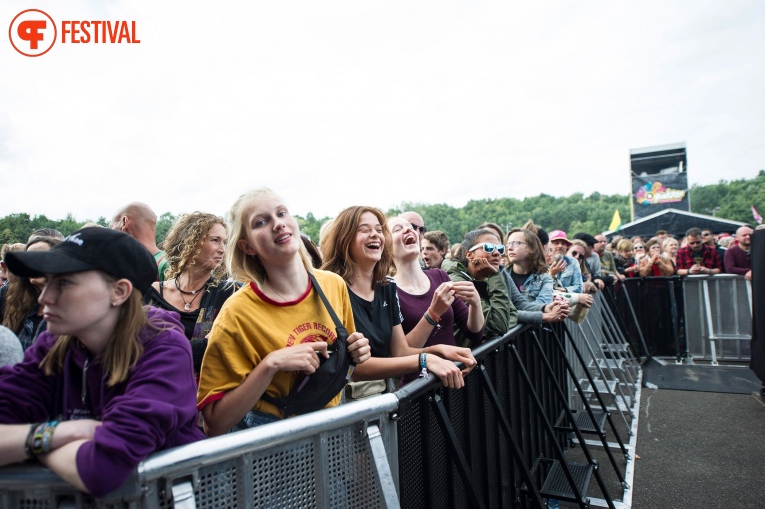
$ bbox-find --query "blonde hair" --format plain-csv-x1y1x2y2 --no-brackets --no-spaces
41,277,149,387
616,239,633,253
225,188,313,286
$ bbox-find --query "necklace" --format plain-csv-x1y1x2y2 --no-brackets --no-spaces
175,276,209,311
264,281,290,302
174,276,208,296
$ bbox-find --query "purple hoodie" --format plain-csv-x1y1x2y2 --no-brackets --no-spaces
0,307,204,497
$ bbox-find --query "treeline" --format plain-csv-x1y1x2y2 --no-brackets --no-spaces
2,172,763,246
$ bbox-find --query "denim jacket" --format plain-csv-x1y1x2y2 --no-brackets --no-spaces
519,272,555,304
553,255,583,293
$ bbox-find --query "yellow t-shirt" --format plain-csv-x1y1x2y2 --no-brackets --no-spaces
197,270,356,418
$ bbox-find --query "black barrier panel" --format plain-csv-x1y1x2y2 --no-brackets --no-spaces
610,278,685,358
395,325,568,509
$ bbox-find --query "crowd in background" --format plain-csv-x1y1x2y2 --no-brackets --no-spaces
0,191,758,497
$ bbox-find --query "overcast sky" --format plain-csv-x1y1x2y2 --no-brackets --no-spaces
1,1,763,222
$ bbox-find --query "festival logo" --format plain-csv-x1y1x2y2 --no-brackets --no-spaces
8,9,140,57
634,181,686,206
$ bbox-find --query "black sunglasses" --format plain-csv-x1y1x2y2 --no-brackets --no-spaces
410,223,427,234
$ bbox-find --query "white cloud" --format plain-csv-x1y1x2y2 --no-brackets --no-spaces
1,1,763,221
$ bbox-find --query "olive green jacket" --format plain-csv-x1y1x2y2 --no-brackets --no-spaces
444,261,519,344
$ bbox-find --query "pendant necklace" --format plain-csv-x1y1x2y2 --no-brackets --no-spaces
175,276,208,311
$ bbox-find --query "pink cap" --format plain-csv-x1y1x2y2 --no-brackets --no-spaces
548,230,571,245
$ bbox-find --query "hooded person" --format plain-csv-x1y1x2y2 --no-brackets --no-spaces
0,227,203,497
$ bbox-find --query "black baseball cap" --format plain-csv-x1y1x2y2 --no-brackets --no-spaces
5,227,156,293
573,232,598,247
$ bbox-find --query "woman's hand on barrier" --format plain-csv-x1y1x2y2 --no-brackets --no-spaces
469,257,498,280
347,332,372,364
429,344,477,375
452,280,481,308
542,301,568,322
430,282,456,317
265,342,329,374
578,293,594,308
49,419,101,451
426,354,466,388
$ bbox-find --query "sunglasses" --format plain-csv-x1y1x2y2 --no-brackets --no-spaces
469,242,505,255
571,251,585,259
410,223,427,234
634,245,645,250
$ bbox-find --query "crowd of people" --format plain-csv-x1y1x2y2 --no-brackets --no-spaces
0,190,758,497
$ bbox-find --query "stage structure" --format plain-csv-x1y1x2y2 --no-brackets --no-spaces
629,142,689,221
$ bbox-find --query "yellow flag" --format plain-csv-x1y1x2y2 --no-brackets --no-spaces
609,210,622,231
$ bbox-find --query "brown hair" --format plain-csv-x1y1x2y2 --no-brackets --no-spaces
422,230,449,252
321,206,392,290
506,228,548,275
40,275,149,387
2,237,60,334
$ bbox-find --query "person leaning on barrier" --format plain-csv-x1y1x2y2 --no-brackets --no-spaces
321,206,475,395
595,234,623,283
702,228,727,268
0,227,203,498
445,228,518,345
676,227,722,276
387,216,484,385
724,226,753,280
614,239,639,277
638,238,675,276
548,230,583,293
196,189,371,435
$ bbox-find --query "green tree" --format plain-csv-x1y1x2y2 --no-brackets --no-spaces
156,212,177,246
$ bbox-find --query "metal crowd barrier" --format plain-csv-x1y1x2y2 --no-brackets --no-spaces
683,274,752,363
0,297,639,509
612,275,752,363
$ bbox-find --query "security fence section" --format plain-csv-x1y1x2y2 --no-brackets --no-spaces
0,295,645,509
683,275,752,363
612,275,752,363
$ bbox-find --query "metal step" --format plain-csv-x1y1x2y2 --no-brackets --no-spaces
524,458,593,504
554,409,607,435
606,395,633,413
711,334,751,340
601,342,630,353
580,378,617,395
589,358,624,370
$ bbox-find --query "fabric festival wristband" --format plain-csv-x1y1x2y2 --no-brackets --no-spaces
30,422,47,457
426,308,441,322
424,311,438,327
24,423,40,459
419,352,429,379
41,421,59,454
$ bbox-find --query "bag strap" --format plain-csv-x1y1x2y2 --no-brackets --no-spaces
308,272,344,330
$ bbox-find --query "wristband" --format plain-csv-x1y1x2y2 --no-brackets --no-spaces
24,423,40,460
426,308,441,323
30,422,47,457
41,421,59,454
418,352,429,379
424,311,438,327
